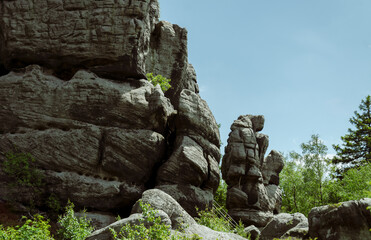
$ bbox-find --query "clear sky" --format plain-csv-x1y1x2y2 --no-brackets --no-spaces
158,0,371,156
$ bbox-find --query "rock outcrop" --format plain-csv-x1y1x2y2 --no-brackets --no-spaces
87,189,246,240
0,0,220,217
308,198,371,240
260,213,308,240
221,115,284,227
0,0,159,80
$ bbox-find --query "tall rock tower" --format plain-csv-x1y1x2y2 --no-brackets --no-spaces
221,115,284,227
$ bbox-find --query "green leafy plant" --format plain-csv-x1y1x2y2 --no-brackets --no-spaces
2,151,43,188
146,73,171,93
110,200,172,240
57,200,94,240
0,214,53,240
195,207,247,238
1,150,44,209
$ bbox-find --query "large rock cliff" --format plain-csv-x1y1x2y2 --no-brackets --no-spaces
0,0,220,217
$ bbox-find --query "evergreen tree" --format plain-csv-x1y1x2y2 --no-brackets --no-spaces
333,95,371,176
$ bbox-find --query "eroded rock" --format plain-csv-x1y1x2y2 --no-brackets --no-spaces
308,198,371,240
221,115,284,227
0,0,160,79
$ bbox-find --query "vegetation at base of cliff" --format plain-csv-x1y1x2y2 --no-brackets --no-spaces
146,73,171,93
279,95,371,216
110,200,201,240
0,201,93,240
195,207,248,238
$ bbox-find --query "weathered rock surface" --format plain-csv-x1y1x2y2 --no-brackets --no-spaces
88,189,246,240
308,198,371,240
0,0,160,79
74,211,117,230
155,90,221,216
260,213,308,240
146,21,199,104
244,225,260,240
221,115,284,227
0,0,220,220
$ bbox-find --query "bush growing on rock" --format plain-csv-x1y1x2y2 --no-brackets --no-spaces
146,73,171,93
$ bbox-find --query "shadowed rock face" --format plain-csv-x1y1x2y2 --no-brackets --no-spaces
221,115,284,227
308,198,371,240
0,0,220,217
0,0,159,80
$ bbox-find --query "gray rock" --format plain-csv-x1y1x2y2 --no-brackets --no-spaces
262,150,284,185
260,213,308,240
244,225,261,240
221,115,284,227
86,211,171,240
0,66,175,134
146,21,199,105
308,198,371,240
0,0,160,79
74,211,117,230
176,89,220,147
42,170,144,211
131,189,196,229
183,224,247,240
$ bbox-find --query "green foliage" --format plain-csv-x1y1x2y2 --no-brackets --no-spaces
0,215,53,240
214,179,227,211
333,95,371,177
195,208,247,238
111,201,202,240
146,73,171,93
46,194,62,219
2,151,43,189
1,150,45,209
280,135,331,216
57,201,94,240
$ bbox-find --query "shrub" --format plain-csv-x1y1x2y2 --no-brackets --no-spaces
57,201,94,240
1,150,44,209
195,207,247,238
110,200,201,240
146,73,171,93
0,214,53,240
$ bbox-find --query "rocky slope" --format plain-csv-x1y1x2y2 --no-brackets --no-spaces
0,0,219,217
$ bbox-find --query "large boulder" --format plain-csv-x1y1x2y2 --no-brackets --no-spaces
260,213,308,240
0,0,160,80
308,198,371,240
221,115,284,227
88,189,246,240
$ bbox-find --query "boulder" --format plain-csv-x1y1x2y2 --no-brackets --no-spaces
0,0,160,80
244,225,260,240
260,213,308,240
221,115,284,227
86,211,171,240
308,198,371,240
74,211,117,230
89,189,246,240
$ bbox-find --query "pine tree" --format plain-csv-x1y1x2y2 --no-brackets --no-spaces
333,95,371,176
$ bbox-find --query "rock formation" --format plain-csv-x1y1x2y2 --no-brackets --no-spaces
308,198,371,240
221,115,284,227
87,189,246,240
0,0,220,217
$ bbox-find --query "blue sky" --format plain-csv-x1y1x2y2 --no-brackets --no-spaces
158,0,371,155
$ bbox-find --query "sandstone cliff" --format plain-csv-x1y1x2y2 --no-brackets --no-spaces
0,0,219,217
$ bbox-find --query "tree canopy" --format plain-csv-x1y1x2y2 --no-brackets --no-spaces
333,95,371,177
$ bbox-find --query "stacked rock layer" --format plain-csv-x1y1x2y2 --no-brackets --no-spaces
0,0,219,217
221,115,284,227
